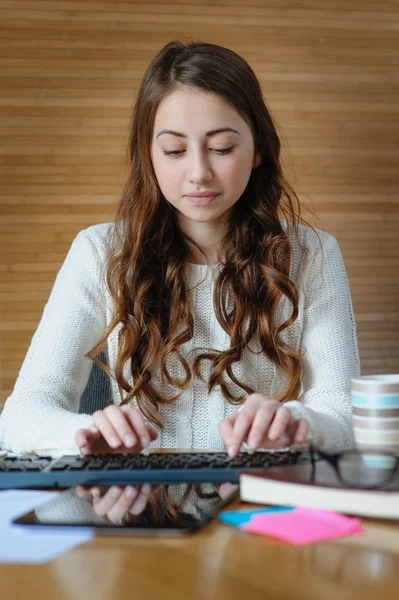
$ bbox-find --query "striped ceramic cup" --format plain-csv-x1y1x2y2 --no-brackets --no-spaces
351,375,399,454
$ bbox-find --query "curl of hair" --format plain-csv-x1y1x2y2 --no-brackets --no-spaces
87,40,312,428
122,483,222,525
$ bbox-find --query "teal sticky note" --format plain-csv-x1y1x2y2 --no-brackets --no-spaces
219,506,293,527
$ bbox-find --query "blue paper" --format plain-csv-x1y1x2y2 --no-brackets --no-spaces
219,506,293,527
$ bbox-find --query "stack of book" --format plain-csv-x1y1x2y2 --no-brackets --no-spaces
240,459,399,520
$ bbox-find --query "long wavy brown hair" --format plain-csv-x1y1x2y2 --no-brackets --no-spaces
87,40,309,428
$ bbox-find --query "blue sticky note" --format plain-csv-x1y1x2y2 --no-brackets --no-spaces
219,506,294,527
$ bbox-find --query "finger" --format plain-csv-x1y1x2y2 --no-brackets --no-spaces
128,483,152,516
91,409,126,450
218,482,239,499
246,405,278,450
218,414,237,449
75,485,102,502
230,405,260,457
261,418,307,449
92,485,124,517
75,428,99,455
75,426,102,454
120,406,154,448
75,485,89,498
102,405,141,449
75,428,87,446
107,486,139,523
75,428,90,449
267,406,292,441
293,418,309,443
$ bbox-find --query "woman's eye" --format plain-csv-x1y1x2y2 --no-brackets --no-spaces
162,150,184,156
162,147,233,156
213,147,233,155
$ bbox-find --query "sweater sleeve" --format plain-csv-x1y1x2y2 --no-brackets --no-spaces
284,231,360,452
0,228,108,454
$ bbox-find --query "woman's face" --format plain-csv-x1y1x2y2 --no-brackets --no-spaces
150,86,262,228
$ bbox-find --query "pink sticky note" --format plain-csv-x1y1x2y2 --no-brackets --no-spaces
242,506,364,545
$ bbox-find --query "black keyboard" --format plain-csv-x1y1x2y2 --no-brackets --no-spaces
0,450,314,489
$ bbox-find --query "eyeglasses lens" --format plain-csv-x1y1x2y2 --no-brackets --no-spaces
338,452,397,487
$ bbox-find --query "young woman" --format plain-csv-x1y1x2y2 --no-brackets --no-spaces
0,41,360,461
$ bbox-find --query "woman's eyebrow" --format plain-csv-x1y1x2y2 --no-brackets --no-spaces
156,127,240,139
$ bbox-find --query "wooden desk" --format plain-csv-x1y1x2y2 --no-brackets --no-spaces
2,496,399,600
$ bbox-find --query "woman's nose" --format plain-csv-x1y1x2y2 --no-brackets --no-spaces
187,151,213,184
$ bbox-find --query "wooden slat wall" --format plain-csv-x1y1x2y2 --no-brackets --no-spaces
1,0,398,404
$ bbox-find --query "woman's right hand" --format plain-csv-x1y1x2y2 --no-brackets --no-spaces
74,405,158,455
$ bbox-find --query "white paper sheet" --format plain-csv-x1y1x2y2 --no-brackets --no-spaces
0,490,94,564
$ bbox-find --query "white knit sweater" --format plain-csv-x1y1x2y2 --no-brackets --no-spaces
0,222,360,455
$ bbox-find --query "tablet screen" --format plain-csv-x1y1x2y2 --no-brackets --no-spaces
13,482,239,535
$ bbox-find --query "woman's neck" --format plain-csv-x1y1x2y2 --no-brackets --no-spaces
180,214,228,265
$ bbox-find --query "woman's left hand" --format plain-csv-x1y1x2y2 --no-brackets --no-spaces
75,484,153,524
218,393,309,457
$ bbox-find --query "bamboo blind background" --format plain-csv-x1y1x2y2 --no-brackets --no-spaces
1,0,398,405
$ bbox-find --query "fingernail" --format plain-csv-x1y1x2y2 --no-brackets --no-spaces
228,445,236,457
110,436,120,448
125,486,136,498
81,446,89,455
124,434,136,447
140,436,149,448
111,487,120,497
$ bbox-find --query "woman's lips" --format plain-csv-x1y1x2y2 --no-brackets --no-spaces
184,194,219,206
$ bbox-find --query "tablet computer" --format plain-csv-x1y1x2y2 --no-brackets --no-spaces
12,482,239,535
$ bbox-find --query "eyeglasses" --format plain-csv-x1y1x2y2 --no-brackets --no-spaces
309,445,399,490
